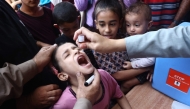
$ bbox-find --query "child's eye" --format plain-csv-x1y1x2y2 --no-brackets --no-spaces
99,23,105,27
110,23,116,26
126,24,130,27
65,54,69,58
135,24,140,27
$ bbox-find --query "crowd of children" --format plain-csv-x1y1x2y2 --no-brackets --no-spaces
4,0,184,108
49,1,155,109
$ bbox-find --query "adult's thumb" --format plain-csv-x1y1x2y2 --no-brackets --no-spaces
79,42,94,50
47,44,57,52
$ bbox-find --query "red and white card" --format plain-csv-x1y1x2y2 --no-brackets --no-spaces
166,68,190,93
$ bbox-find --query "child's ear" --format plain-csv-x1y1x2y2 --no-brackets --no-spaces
94,20,99,29
78,16,81,22
54,24,59,29
57,73,69,81
147,20,153,30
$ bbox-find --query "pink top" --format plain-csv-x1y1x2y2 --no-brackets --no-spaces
51,69,123,109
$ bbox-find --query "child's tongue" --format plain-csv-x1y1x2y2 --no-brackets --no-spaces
78,55,87,66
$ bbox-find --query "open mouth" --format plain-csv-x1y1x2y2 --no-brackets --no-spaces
129,33,136,35
77,55,88,66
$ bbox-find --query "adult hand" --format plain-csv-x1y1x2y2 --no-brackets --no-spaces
27,84,62,109
33,44,57,73
73,27,126,53
36,41,51,48
75,69,101,104
10,0,21,10
168,22,176,28
73,27,108,52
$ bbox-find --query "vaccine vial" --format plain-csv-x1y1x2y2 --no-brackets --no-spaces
78,35,85,42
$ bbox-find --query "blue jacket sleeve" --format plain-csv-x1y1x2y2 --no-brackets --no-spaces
125,26,190,58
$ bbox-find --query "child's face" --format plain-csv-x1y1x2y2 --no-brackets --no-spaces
95,10,121,39
56,43,94,79
58,19,79,39
125,12,152,36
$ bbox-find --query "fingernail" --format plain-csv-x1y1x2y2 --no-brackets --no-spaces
53,44,57,46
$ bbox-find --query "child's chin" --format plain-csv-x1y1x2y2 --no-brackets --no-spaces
82,68,94,75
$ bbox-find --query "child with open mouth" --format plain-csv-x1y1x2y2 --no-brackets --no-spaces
50,42,131,109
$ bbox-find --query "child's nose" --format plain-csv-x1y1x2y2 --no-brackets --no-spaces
130,26,135,31
105,26,111,32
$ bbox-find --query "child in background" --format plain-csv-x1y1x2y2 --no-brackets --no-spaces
53,2,79,44
52,2,99,69
125,1,153,36
51,43,132,109
113,1,155,93
17,0,60,47
93,0,151,94
74,0,137,30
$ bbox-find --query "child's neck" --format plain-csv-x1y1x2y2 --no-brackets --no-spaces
69,74,91,89
71,85,78,94
20,5,43,17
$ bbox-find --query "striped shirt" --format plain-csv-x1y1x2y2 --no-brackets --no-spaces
143,0,180,28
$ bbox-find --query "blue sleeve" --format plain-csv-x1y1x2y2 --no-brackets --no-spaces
125,26,190,58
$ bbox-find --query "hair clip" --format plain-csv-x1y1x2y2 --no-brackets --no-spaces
50,65,59,75
49,63,58,75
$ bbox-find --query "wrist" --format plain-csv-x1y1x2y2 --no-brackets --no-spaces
111,38,126,53
172,20,179,25
33,58,42,73
74,98,92,109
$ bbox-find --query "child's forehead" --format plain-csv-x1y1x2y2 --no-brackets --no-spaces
96,10,120,21
125,12,145,19
60,43,76,49
98,9,117,16
126,12,141,16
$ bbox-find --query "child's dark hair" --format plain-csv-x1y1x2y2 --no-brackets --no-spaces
51,43,65,73
52,1,79,25
125,1,152,21
94,0,123,20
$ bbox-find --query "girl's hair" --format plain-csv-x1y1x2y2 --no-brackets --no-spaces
94,0,123,20
125,1,152,21
51,43,65,73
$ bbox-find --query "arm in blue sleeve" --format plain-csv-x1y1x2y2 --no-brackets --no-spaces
125,26,190,58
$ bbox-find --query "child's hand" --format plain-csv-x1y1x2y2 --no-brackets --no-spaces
147,72,153,82
123,61,132,69
147,68,154,82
